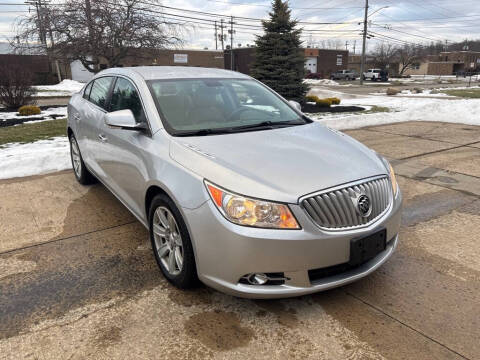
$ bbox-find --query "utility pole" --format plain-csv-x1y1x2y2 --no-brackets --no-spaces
353,40,356,55
220,19,225,50
444,39,449,52
229,16,235,70
345,41,349,51
26,0,46,44
214,21,218,50
359,0,369,85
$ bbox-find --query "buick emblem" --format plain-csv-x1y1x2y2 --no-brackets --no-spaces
351,192,372,217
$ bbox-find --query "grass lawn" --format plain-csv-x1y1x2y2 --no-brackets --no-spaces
0,118,67,147
442,88,480,98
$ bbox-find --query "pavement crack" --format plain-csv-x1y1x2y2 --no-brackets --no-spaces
363,127,480,149
346,291,471,360
398,141,480,161
0,221,137,256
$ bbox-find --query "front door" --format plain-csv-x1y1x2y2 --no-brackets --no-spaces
97,77,151,219
82,76,114,179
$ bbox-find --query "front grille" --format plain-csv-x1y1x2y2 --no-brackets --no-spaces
301,176,392,230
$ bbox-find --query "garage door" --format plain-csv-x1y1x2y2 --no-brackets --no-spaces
305,56,317,73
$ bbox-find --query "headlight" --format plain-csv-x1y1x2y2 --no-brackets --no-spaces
205,181,300,229
389,163,398,197
379,155,398,197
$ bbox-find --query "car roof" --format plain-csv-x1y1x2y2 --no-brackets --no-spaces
98,66,251,80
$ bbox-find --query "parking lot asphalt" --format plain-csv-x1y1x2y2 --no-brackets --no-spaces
0,121,479,360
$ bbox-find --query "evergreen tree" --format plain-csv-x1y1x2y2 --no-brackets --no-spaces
251,0,308,103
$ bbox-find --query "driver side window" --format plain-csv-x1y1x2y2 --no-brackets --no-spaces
110,77,146,123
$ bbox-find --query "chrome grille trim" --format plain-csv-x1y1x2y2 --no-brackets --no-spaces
300,176,392,230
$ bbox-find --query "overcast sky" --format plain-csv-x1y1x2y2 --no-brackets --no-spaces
1,0,479,53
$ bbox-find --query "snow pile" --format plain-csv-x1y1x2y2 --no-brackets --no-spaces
304,79,340,86
34,80,85,97
0,107,67,121
0,137,71,180
310,95,480,130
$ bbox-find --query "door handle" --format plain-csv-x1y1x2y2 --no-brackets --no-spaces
73,113,81,121
98,134,108,142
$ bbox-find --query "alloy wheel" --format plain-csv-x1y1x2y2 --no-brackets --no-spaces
70,137,82,178
153,206,184,276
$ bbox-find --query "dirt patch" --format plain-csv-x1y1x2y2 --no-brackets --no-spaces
253,300,299,328
168,287,213,308
94,324,123,347
184,310,254,351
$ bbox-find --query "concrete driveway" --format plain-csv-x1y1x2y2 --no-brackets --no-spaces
0,121,479,360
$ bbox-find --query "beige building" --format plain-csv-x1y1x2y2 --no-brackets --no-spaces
404,51,480,76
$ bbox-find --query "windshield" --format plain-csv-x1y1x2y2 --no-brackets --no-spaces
147,78,305,136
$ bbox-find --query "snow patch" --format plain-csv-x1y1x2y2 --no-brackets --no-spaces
0,137,71,180
34,79,85,97
310,95,480,130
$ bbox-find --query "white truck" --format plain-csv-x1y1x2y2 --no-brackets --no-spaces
363,68,388,81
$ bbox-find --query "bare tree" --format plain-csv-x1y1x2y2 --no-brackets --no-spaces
371,42,397,69
397,44,422,76
12,0,183,73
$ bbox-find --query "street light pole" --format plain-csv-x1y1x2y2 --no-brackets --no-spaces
360,0,368,85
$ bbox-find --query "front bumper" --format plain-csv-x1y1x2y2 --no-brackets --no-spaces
183,189,402,299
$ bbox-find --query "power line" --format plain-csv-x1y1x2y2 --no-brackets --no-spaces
205,0,363,10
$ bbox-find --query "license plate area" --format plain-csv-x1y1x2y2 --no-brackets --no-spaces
349,229,386,267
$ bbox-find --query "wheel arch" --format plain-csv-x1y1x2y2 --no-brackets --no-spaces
144,183,201,271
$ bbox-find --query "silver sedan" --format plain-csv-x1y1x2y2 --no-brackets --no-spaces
67,66,402,299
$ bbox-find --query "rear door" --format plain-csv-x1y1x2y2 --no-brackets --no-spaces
82,76,115,178
97,76,151,218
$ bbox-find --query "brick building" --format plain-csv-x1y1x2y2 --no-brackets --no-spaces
70,48,225,82
0,54,64,84
224,47,348,78
304,48,349,78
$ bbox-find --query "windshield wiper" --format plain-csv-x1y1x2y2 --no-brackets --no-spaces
174,119,310,137
228,119,308,132
174,128,234,137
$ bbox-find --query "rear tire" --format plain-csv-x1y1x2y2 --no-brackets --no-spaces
69,134,96,185
149,194,198,289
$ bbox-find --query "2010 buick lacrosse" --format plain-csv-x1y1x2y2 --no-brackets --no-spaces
67,66,402,298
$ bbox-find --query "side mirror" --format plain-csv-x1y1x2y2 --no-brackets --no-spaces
104,109,145,130
289,100,302,112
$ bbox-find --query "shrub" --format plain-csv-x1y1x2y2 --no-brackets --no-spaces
305,95,320,103
0,64,36,110
386,88,400,96
18,105,41,116
327,97,341,105
315,99,332,107
413,87,423,94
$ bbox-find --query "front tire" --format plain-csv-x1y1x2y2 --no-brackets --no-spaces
149,194,197,289
69,134,96,185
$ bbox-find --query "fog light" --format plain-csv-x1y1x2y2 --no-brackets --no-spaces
239,272,289,286
248,273,268,285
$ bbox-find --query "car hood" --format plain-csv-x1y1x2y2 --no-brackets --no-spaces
169,122,387,203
